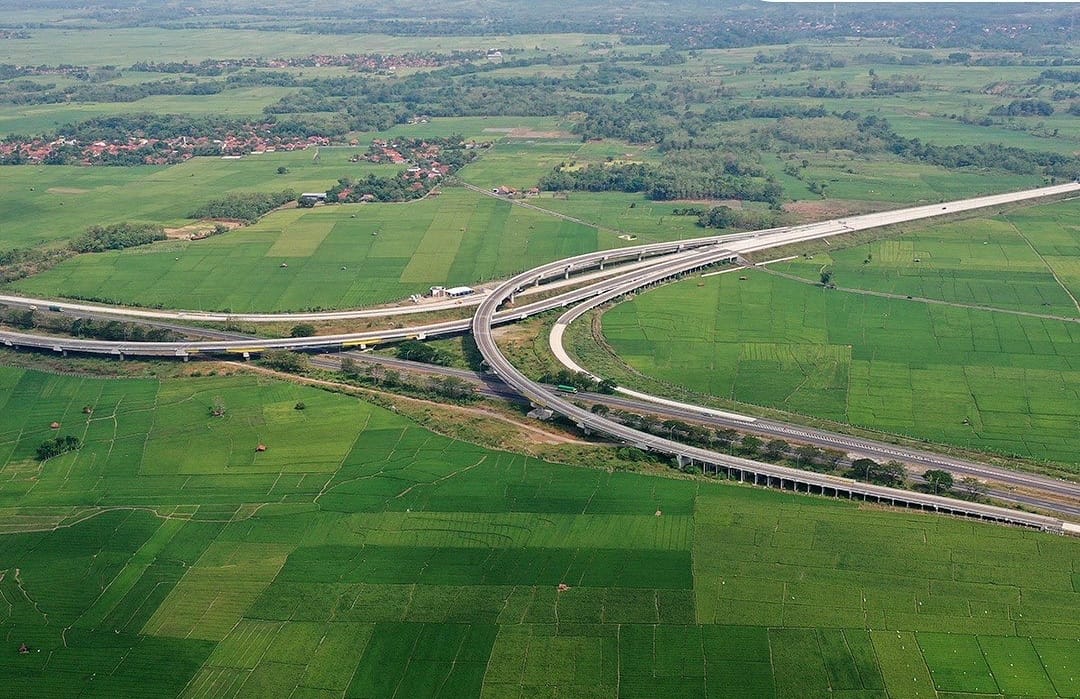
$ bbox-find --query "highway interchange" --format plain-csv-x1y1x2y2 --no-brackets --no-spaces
3,182,1079,532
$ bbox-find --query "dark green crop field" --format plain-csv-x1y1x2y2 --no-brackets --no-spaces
0,365,1077,697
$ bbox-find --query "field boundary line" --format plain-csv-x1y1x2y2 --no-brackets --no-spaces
1006,218,1080,315
757,265,1080,323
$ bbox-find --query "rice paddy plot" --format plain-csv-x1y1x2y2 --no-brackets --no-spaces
777,199,1080,317
602,266,1080,466
0,365,1077,697
771,156,1045,205
0,153,380,248
14,187,615,311
458,140,582,191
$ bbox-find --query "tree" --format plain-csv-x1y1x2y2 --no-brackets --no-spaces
395,340,448,365
259,350,310,373
591,403,611,416
290,323,316,338
36,435,82,461
12,309,35,329
794,444,822,469
340,356,360,379
923,469,954,494
740,434,763,456
820,269,834,286
880,461,906,487
822,449,846,469
597,378,617,394
430,376,474,400
209,397,226,417
276,166,289,174
764,439,789,460
850,458,879,481
959,477,988,501
714,428,738,448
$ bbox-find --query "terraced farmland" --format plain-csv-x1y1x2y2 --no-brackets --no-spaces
0,365,1077,697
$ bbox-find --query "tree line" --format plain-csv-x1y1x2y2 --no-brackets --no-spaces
190,190,297,222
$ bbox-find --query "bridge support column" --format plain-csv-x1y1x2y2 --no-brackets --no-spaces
564,266,571,280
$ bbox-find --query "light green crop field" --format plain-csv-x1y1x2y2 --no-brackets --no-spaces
2,28,611,66
0,365,1076,697
0,153,396,248
361,116,568,141
458,140,583,190
760,155,1046,205
603,261,1080,465
0,87,299,138
14,187,702,312
776,199,1080,317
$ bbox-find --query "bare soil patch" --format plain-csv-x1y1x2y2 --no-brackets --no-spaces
163,219,244,240
46,187,89,195
506,127,575,139
782,199,888,223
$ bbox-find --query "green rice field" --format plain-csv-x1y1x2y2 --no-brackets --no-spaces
602,265,1080,466
0,364,1077,697
775,199,1080,317
13,187,687,312
0,153,396,248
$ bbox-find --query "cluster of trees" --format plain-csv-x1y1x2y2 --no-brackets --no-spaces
190,190,297,222
36,435,82,461
0,246,74,284
395,340,452,366
538,157,783,204
0,78,227,106
989,99,1054,117
9,113,345,154
754,46,845,71
3,307,180,342
259,350,311,373
694,205,778,231
338,356,477,402
867,72,922,95
1039,69,1080,84
324,173,432,203
69,222,165,253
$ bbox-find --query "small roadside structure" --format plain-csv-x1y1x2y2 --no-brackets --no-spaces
527,407,554,421
255,444,267,452
50,421,60,429
430,285,474,298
